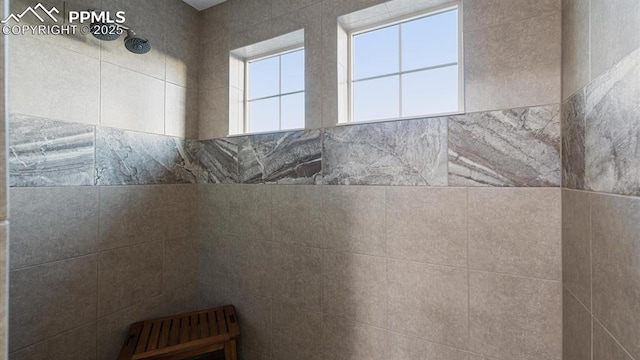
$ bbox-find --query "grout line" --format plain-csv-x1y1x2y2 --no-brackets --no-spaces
589,186,594,360
463,9,560,33
592,316,638,360
466,187,471,349
564,284,591,316
8,319,97,355
9,239,164,272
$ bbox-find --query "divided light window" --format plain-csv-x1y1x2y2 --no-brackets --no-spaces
350,7,461,123
247,48,305,133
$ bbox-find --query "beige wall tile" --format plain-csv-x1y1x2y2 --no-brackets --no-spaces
320,5,339,128
198,233,231,307
164,0,200,88
388,332,470,360
469,271,562,360
228,185,272,240
0,223,5,359
239,347,270,360
387,259,468,349
272,243,322,311
10,323,97,360
386,187,467,267
272,185,322,248
468,188,561,280
98,186,165,251
562,189,591,308
593,320,634,360
199,2,230,44
9,255,97,351
272,0,321,18
591,193,640,359
9,36,100,125
463,0,561,31
199,87,229,140
322,186,386,256
10,187,98,269
465,12,561,112
590,0,640,79
165,83,189,138
229,238,274,298
228,292,272,356
164,236,197,291
101,0,168,80
200,36,231,92
272,302,323,360
322,251,386,327
164,184,197,240
163,281,199,315
563,287,592,360
228,0,272,34
100,63,165,134
322,315,390,360
229,18,274,51
9,0,102,59
198,184,232,235
562,0,590,100
97,241,163,317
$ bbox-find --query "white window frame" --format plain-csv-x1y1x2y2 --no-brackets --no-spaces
346,4,464,124
244,46,305,134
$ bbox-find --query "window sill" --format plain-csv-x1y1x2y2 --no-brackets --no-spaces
337,110,465,127
227,127,306,137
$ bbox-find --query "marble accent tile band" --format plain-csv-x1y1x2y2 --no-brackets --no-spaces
9,115,201,187
562,45,640,196
9,114,94,187
10,103,563,187
449,106,561,187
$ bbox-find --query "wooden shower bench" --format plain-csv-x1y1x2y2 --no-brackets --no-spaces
118,305,239,360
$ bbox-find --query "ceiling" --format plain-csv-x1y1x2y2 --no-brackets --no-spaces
182,0,226,11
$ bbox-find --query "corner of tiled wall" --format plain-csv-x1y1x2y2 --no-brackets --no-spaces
561,1,640,360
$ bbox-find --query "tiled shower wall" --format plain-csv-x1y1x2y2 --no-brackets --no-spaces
198,184,562,360
7,1,567,360
0,0,8,357
196,1,564,360
561,1,640,360
6,0,202,359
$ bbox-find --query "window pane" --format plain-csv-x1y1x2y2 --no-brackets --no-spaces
353,25,399,80
281,50,305,93
281,93,305,130
353,76,400,122
249,97,279,133
402,9,458,71
249,56,279,99
402,65,458,117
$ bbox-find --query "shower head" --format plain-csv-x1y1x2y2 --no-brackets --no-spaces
124,29,151,54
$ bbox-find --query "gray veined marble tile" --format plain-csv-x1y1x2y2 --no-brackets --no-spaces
95,127,199,185
448,105,561,187
196,137,239,183
9,114,94,187
322,118,447,185
584,46,640,196
562,89,586,190
238,129,322,185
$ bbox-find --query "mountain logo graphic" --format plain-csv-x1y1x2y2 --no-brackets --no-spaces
1,3,59,24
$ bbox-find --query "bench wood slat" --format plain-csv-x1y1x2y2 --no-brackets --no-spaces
119,305,239,360
158,319,171,349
